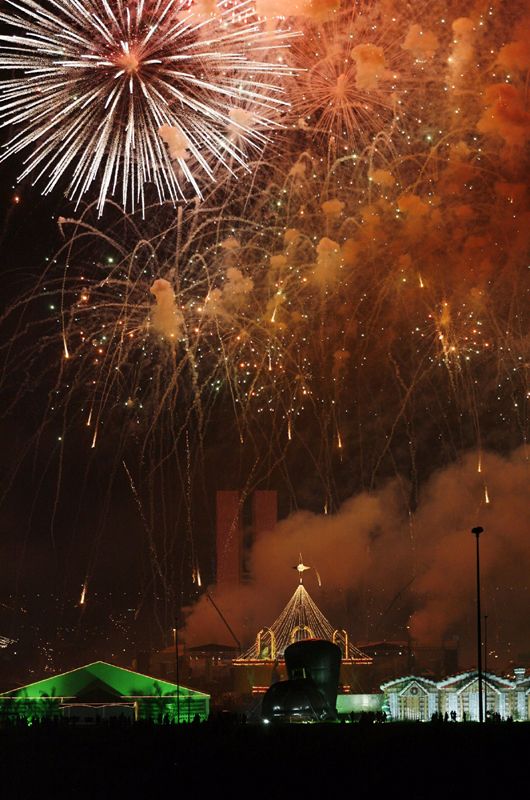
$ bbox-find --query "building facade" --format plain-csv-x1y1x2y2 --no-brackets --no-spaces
383,668,530,721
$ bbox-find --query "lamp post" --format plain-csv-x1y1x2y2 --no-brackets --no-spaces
484,614,488,719
471,526,484,722
173,618,180,724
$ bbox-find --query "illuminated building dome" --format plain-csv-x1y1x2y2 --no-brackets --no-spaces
235,583,371,664
233,576,372,699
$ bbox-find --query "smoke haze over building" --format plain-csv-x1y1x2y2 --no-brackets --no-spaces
184,447,529,668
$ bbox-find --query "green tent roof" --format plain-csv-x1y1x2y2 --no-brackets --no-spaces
0,661,209,701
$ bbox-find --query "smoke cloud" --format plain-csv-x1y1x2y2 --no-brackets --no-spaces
313,236,342,285
402,24,438,61
149,278,184,338
203,267,253,318
351,43,392,91
448,17,476,82
256,0,339,22
184,448,530,667
158,125,190,161
478,83,530,149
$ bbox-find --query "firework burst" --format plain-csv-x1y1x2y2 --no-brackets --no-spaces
284,5,408,150
0,0,294,213
1,1,530,642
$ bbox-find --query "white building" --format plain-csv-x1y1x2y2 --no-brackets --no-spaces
382,667,530,721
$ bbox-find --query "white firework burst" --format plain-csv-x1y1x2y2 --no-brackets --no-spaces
0,0,294,212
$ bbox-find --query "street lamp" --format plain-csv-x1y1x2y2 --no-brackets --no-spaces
484,614,488,719
173,622,181,724
471,526,484,722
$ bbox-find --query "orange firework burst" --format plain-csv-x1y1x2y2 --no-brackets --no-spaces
286,5,406,147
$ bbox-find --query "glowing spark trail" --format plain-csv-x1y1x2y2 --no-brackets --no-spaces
0,0,294,212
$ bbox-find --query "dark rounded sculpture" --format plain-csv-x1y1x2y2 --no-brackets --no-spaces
261,639,342,723
285,639,342,714
261,677,329,723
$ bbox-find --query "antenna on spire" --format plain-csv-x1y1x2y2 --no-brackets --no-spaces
293,553,311,584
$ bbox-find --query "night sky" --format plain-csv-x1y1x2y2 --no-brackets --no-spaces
0,1,529,684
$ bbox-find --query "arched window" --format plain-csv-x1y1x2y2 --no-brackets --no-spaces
256,627,277,660
333,629,349,658
290,624,314,643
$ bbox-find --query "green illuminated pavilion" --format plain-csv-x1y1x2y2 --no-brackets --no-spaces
0,661,209,724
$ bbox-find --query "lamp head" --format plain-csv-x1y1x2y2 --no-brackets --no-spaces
471,526,484,535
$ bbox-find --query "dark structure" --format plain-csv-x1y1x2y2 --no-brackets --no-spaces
262,639,341,723
216,490,278,586
216,490,242,586
359,639,458,686
234,582,371,697
471,525,485,722
251,490,278,538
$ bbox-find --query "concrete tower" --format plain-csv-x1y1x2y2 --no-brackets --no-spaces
216,491,242,586
251,490,278,538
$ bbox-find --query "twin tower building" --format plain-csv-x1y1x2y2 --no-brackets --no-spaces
215,490,277,586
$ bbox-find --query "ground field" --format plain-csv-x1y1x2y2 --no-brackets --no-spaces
1,719,528,797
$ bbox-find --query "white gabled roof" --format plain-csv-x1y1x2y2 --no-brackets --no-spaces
381,675,438,691
438,671,514,692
